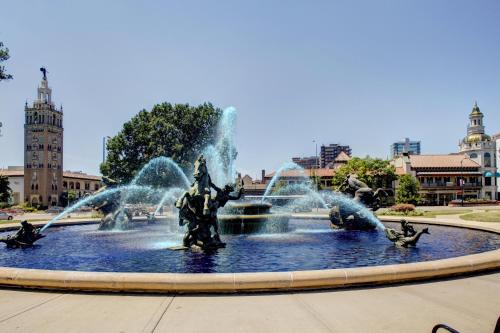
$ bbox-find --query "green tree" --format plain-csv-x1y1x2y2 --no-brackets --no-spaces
332,157,397,190
0,42,13,81
100,102,222,183
395,174,421,205
0,175,12,203
59,190,78,207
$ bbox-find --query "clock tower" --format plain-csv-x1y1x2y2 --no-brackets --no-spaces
24,68,64,207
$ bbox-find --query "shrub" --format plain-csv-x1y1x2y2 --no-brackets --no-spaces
390,204,416,213
396,174,421,205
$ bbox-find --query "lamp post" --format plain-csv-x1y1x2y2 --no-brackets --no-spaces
102,136,111,164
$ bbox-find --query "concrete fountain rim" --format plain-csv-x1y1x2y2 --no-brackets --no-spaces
0,218,498,294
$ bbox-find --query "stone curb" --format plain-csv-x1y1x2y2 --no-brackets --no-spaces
0,219,498,293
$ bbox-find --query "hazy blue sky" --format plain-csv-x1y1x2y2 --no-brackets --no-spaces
1,0,499,178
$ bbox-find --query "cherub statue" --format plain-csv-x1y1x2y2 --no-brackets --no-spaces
208,183,244,243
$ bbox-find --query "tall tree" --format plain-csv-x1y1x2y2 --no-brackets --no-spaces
332,157,397,189
100,102,222,183
0,42,13,81
0,175,12,203
395,174,421,205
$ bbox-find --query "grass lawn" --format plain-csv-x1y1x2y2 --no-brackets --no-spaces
460,211,500,222
378,209,472,218
421,210,472,218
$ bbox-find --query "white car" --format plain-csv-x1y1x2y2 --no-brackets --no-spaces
0,212,14,220
46,206,65,214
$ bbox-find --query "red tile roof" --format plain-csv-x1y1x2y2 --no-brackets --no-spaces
0,169,102,181
265,168,335,178
409,155,479,168
334,151,351,162
63,171,102,181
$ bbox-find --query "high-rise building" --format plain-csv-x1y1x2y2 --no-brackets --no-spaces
24,68,64,207
390,138,421,158
291,156,319,169
319,144,351,168
459,102,497,200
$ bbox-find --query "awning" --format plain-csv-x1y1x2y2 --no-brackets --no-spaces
484,171,494,177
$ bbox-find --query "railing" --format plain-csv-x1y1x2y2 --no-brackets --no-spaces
420,183,481,188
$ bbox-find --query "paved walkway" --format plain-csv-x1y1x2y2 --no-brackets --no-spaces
1,210,499,332
0,272,498,333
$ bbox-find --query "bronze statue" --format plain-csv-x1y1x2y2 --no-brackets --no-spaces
0,220,45,248
40,67,47,80
92,178,133,230
339,174,387,211
175,155,243,251
385,219,429,247
330,174,387,231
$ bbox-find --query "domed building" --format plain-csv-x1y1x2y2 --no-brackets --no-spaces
459,102,498,200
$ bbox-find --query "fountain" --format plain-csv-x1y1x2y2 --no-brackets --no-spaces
1,106,499,294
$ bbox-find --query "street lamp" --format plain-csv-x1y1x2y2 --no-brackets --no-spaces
102,136,111,164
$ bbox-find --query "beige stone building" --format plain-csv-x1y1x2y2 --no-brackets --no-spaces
0,167,103,205
458,102,498,200
393,154,482,205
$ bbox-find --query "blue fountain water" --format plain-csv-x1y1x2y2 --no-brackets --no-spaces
321,192,385,230
259,162,384,230
204,106,238,187
154,187,185,215
129,156,190,188
7,220,499,273
41,185,164,232
114,157,191,229
261,162,305,201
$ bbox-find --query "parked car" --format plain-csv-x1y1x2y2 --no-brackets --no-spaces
0,211,14,220
46,206,65,214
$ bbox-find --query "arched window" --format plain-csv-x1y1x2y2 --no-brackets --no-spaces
469,153,478,159
484,153,491,167
76,182,80,190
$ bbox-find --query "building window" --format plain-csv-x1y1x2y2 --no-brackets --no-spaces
63,181,67,189
485,177,492,186
484,153,491,167
76,183,80,190
85,182,90,190
469,153,478,159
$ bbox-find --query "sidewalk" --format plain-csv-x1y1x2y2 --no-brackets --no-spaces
0,271,498,333
0,213,499,332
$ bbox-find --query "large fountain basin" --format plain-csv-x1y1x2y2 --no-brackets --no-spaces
0,218,498,293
